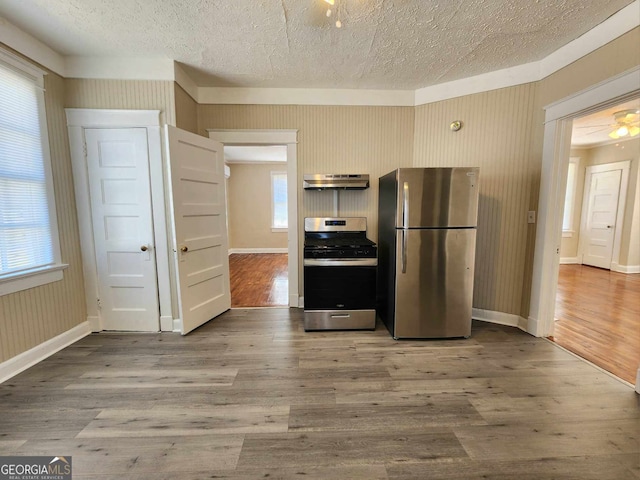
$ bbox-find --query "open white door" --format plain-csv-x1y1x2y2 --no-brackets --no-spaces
580,168,622,269
165,126,231,334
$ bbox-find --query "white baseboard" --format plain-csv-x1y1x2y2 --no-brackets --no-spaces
636,366,640,394
297,296,304,308
472,308,527,332
291,294,302,308
160,315,173,331
0,321,91,384
88,315,100,332
611,263,640,274
560,257,580,264
228,248,288,255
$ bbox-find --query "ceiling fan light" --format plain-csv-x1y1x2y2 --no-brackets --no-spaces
323,0,334,5
609,130,620,139
617,126,629,137
629,126,640,137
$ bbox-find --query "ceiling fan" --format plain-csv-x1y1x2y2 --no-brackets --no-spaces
575,108,640,139
608,109,640,139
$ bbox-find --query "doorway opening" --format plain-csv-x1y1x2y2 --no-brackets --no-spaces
551,98,640,384
207,129,299,309
224,145,289,308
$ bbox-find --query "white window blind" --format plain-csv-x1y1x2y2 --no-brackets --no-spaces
271,172,288,229
0,62,54,276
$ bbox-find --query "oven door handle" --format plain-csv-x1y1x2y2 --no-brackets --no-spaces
304,258,378,267
401,229,408,274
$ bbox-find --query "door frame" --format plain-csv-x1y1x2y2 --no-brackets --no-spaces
528,66,639,338
66,109,173,331
577,160,630,270
207,129,300,307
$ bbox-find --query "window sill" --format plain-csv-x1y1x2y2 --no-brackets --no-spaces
562,230,574,238
271,227,288,233
0,264,68,296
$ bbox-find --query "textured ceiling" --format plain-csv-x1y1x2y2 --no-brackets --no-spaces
0,0,634,89
572,98,640,147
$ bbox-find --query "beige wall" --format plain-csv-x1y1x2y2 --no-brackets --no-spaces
198,104,415,292
560,148,589,259
175,83,198,134
0,47,86,363
227,163,288,249
413,83,540,316
65,79,176,126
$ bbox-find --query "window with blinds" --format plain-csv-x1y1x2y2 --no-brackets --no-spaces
0,50,62,293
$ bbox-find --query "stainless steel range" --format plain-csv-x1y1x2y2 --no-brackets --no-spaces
303,217,377,331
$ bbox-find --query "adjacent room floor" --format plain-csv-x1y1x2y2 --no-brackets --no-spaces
229,253,288,308
0,310,638,479
552,264,640,384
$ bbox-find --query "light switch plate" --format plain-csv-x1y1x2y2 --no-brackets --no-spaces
528,211,536,224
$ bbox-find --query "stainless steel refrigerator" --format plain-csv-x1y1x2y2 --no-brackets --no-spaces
377,167,479,339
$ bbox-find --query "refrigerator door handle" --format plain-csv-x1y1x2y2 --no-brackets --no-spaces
401,229,407,273
402,182,409,228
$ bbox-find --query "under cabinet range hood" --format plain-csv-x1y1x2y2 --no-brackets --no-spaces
303,174,370,190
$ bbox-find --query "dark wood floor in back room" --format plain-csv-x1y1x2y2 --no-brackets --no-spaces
229,253,288,307
0,310,638,479
552,264,640,384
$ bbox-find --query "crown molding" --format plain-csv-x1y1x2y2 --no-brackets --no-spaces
540,1,640,79
0,15,65,75
65,56,174,80
196,87,415,106
174,63,198,101
413,62,540,106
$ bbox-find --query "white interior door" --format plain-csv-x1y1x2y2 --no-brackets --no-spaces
580,168,622,269
85,128,159,331
165,125,231,335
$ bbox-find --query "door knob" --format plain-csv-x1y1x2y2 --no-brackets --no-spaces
140,245,148,252
180,246,188,253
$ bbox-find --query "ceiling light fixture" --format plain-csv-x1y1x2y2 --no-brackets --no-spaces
608,109,640,139
323,0,343,28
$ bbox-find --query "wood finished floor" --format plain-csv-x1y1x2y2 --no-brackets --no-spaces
229,253,288,308
1,311,638,479
552,264,640,384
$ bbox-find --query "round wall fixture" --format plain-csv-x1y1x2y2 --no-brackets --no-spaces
450,120,463,132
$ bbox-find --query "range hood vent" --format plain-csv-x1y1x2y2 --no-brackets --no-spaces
303,174,370,190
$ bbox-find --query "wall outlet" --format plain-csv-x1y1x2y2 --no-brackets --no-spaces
528,211,536,224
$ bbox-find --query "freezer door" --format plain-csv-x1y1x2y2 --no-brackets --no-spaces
394,228,476,338
396,168,479,228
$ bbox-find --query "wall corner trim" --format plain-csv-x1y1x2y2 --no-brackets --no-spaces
611,264,640,274
0,322,91,384
228,248,288,254
560,257,580,264
472,308,529,334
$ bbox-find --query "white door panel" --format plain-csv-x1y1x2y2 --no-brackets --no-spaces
581,169,621,269
165,125,231,335
85,128,159,331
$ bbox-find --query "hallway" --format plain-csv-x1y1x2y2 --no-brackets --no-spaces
552,264,640,384
229,253,288,308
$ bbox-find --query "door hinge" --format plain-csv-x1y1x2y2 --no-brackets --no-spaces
97,297,102,309
83,143,88,158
